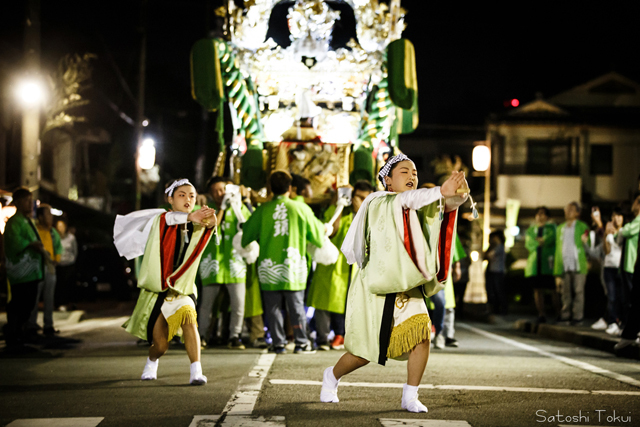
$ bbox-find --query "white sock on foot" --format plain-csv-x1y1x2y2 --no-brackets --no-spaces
402,383,428,413
141,357,158,380
190,361,207,385
320,367,340,403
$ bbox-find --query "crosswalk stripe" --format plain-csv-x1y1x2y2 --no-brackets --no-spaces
189,415,285,426
268,379,640,396
5,418,104,427
379,420,472,426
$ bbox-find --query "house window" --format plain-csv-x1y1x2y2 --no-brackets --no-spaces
526,139,576,175
590,145,613,175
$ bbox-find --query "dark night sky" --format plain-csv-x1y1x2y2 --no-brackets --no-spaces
2,1,640,180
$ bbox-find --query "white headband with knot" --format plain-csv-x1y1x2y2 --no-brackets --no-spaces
378,154,411,189
165,179,192,196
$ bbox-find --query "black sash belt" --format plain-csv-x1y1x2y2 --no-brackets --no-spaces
377,293,396,366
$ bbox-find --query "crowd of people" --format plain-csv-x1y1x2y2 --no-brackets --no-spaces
3,161,637,411
2,188,78,351
522,194,640,347
109,154,471,413
191,171,468,355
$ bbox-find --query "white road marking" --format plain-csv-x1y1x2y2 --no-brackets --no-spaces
379,420,472,427
268,379,640,396
458,323,640,389
5,418,104,427
189,415,285,427
223,352,277,415
59,317,130,335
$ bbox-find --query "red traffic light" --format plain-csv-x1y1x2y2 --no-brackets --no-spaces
510,98,520,107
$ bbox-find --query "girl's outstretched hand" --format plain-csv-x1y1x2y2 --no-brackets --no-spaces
441,171,466,198
188,206,217,228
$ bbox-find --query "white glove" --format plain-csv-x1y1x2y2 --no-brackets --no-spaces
324,223,334,237
220,193,231,210
336,197,351,208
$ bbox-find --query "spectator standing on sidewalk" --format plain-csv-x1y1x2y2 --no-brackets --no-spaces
614,200,640,352
3,188,45,350
554,202,590,325
615,193,640,329
28,204,63,337
584,207,624,335
484,230,507,315
54,218,77,312
525,206,558,324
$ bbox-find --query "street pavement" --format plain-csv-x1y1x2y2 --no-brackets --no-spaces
1,303,639,427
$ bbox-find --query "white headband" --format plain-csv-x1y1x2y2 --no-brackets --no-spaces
377,154,411,189
165,179,192,196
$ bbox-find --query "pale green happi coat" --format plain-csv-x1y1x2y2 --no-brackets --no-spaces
344,194,457,364
199,203,251,285
241,195,325,291
123,215,212,341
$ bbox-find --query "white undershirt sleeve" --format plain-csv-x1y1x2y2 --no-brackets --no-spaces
165,211,189,226
113,208,166,260
397,187,443,210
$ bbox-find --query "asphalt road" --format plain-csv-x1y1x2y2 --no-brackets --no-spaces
1,315,639,427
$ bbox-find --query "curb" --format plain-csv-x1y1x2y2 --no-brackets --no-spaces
0,309,86,328
514,319,640,360
56,310,87,326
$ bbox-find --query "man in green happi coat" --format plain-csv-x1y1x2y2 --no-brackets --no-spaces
616,192,640,326
198,177,252,349
525,206,558,323
3,187,46,350
242,170,326,354
307,180,374,351
554,201,590,324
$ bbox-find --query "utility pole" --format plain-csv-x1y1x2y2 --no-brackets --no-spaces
134,0,147,210
21,0,41,194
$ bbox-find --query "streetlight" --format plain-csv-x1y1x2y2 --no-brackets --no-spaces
15,78,47,107
15,76,47,191
138,137,156,170
464,141,492,305
473,142,491,250
472,145,490,173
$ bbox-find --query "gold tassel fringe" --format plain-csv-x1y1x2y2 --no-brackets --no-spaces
166,305,198,341
387,314,432,359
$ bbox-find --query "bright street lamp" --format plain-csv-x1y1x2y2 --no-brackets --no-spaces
464,141,492,305
15,78,46,107
138,137,156,170
472,145,491,172
473,142,492,250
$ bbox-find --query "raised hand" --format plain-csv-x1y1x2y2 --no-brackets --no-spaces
189,206,217,227
605,221,616,235
441,171,466,198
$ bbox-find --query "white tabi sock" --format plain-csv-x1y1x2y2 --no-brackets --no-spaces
320,367,340,403
189,361,207,385
141,357,158,380
401,383,428,413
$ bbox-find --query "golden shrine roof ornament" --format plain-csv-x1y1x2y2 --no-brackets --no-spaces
225,0,407,146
